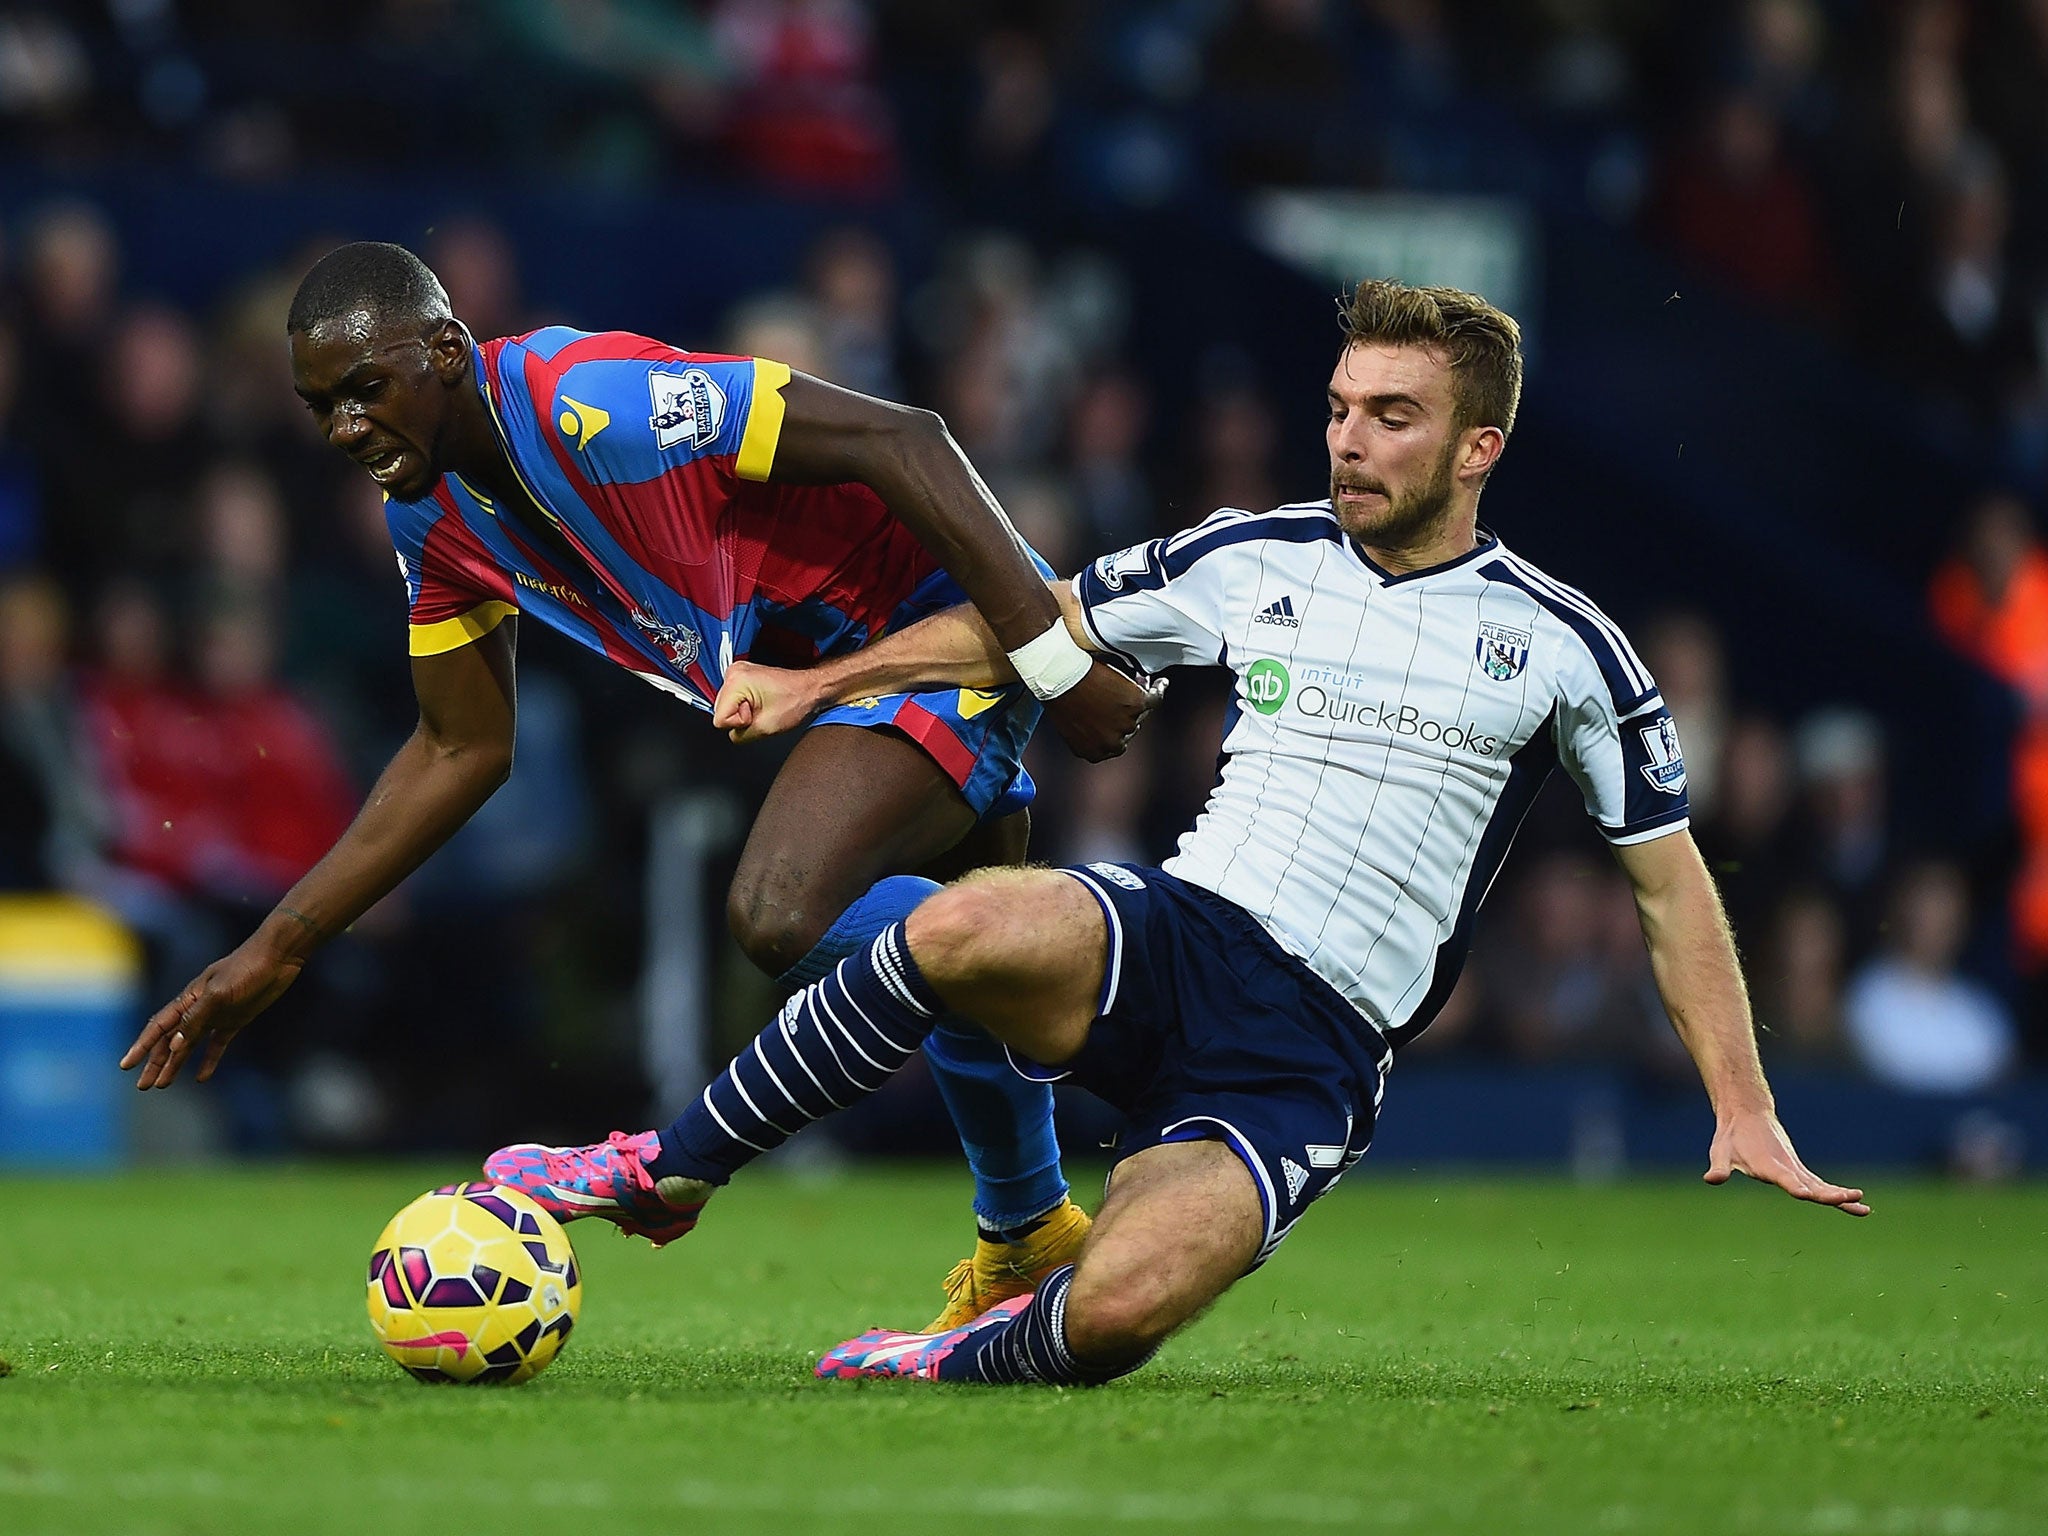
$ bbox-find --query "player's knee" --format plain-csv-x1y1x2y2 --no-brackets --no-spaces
901,878,1013,987
724,876,827,977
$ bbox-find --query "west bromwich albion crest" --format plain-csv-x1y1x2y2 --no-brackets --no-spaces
1476,621,1531,681
1638,714,1687,794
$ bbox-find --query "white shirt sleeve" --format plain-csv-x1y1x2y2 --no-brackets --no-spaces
1552,645,1692,845
1071,519,1242,673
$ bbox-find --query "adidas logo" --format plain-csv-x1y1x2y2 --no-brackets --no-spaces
1281,1157,1309,1202
1253,596,1300,627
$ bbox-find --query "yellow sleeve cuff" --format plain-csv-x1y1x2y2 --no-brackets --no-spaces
735,358,791,482
408,600,518,657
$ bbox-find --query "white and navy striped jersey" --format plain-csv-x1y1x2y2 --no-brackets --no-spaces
1073,500,1690,1050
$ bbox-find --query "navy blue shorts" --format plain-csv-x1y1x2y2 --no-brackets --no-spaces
1017,863,1388,1268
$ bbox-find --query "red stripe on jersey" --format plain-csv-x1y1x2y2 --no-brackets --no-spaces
412,485,518,624
889,700,978,789
519,346,727,583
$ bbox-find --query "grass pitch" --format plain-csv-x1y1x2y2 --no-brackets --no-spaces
1,1166,2042,1535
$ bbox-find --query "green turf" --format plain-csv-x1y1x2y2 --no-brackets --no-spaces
1,1165,2042,1535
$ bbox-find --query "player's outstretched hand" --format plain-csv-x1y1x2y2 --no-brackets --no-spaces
714,660,825,743
120,941,305,1090
1044,660,1167,762
1705,1109,1870,1216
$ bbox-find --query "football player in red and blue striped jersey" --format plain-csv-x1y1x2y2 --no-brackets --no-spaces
122,242,1149,1319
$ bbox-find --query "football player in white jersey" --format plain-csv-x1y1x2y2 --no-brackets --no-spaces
523,279,1867,1387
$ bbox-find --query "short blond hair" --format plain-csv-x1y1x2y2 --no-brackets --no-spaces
1338,279,1523,436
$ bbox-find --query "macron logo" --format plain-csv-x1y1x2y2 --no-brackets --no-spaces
1253,596,1300,628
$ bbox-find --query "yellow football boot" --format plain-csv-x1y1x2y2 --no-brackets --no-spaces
926,1197,1093,1331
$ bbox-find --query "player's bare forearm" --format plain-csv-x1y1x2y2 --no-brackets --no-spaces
1613,831,1869,1215
714,587,1109,743
765,374,1063,651
1619,832,1770,1115
262,725,510,957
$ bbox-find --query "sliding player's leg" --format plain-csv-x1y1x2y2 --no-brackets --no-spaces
818,1139,1261,1384
638,868,1101,1194
817,861,1383,1384
725,723,1079,1256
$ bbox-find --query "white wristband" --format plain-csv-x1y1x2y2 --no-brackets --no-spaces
1006,620,1094,701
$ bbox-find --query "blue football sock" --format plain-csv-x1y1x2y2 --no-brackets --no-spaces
777,875,940,987
778,873,1070,1229
924,1019,1069,1229
931,1265,1151,1386
652,924,942,1184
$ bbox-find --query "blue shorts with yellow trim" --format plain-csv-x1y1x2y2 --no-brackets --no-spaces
1016,863,1388,1269
812,684,1039,820
805,553,1052,822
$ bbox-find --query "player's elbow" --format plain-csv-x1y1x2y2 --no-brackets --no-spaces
417,721,514,793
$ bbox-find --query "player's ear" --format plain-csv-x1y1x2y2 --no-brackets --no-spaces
1461,425,1506,482
426,319,471,382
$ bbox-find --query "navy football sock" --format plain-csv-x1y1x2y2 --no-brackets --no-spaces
652,924,942,1184
930,1265,1152,1386
779,873,1070,1229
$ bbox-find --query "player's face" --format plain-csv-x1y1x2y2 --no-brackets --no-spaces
292,313,462,503
1325,343,1465,548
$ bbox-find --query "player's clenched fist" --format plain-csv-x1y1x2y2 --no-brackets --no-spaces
121,942,306,1089
714,660,826,743
1043,660,1166,762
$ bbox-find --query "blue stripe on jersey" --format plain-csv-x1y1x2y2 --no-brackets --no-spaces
1606,799,1692,843
1477,560,1659,715
1386,707,1560,1050
1494,553,1654,694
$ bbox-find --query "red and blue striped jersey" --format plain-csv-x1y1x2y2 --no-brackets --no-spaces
385,328,940,708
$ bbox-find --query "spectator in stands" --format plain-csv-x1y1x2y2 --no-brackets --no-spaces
1755,886,1851,1069
194,460,288,603
1929,490,2048,972
14,201,117,436
1791,706,1891,951
0,320,40,569
1697,713,1795,946
1641,611,1729,819
0,572,104,888
806,226,902,401
1845,859,2017,1094
44,305,211,600
725,291,830,379
425,218,529,349
1650,87,1835,316
1066,369,1154,553
184,599,355,903
1900,143,2040,424
709,0,899,196
1487,850,1686,1074
1187,377,1279,525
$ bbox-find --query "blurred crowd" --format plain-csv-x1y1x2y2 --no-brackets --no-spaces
0,0,2042,1155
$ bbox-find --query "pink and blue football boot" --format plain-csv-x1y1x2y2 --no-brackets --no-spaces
482,1130,709,1247
814,1293,1035,1382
